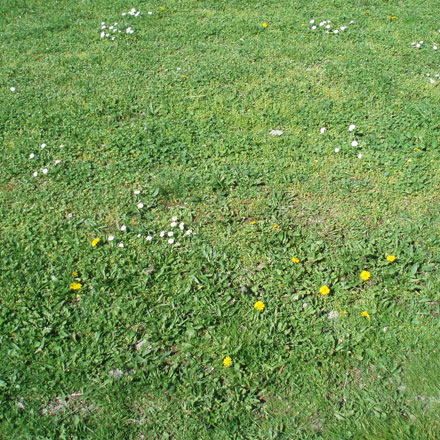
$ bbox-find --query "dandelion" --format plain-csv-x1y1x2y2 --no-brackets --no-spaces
179,222,185,230
254,301,265,311
29,153,35,159
361,310,370,319
250,221,257,225
137,203,144,209
108,235,114,241
91,238,100,247
72,271,78,277
70,282,82,290
10,87,16,92
351,140,358,147
168,238,174,244
334,148,340,153
120,225,126,231
360,270,371,281
320,285,330,295
263,23,268,28
348,124,356,132
320,127,326,134
273,224,278,229
118,242,124,248
291,257,300,263
223,356,232,367
160,7,165,11
146,235,152,241
387,255,396,262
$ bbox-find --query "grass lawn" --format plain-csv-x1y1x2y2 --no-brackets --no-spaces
2,0,440,438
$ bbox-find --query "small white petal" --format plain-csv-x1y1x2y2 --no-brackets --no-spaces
168,238,174,244
134,190,140,194
179,222,185,230
319,22,325,27
429,78,436,84
320,127,326,134
185,229,192,235
148,11,152,15
137,234,142,238
269,129,284,136
33,171,38,177
42,168,48,174
326,24,331,29
146,235,152,241
170,222,177,227
41,143,46,149
118,242,124,248
137,203,144,209
310,19,315,24
59,144,64,148
358,153,363,159
160,231,165,237
434,45,438,50
54,159,61,164
334,148,340,153
312,25,317,30
168,231,174,237
351,140,359,147
416,43,420,48
108,235,114,241
120,225,127,231
348,124,356,131
135,11,141,17
333,30,339,34
29,153,35,159
10,87,16,92
171,216,178,221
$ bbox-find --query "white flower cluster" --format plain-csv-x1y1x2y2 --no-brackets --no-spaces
100,8,143,40
308,19,354,34
426,73,440,84
30,143,63,178
411,40,438,50
321,124,363,158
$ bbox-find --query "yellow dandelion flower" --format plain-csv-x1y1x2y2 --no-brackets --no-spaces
70,282,82,290
91,238,100,247
415,148,421,152
72,271,78,277
273,224,278,229
360,270,371,281
343,310,349,315
160,6,164,10
387,255,396,262
263,22,268,28
223,356,232,367
361,311,370,319
320,285,330,295
254,301,265,311
250,221,257,225
291,257,300,263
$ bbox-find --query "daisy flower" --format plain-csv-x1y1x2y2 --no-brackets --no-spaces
170,222,177,227
168,231,174,237
29,153,35,159
168,238,174,244
41,143,47,149
185,230,192,235
320,127,326,134
134,190,140,195
358,153,363,159
179,222,185,230
348,124,356,131
334,148,340,153
10,87,16,92
146,235,152,241
137,203,144,209
42,168,48,174
108,235,114,241
351,140,358,147
120,225,127,231
118,242,124,248
33,171,38,177
160,231,165,237
171,216,179,222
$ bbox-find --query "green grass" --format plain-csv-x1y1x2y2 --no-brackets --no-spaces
2,0,440,438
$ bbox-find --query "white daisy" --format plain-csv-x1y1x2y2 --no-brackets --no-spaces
340,26,346,30
135,11,141,17
106,33,110,37
168,238,174,244
111,36,115,40
137,203,144,209
171,216,178,221
326,24,331,29
10,87,16,92
349,20,354,24
411,42,416,46
146,235,152,241
41,143,46,149
434,45,438,50
118,242,124,248
33,171,38,177
148,11,152,15
160,231,165,237
120,225,127,231
351,140,358,147
168,231,174,237
310,19,315,24
334,148,340,153
137,234,142,238
122,12,126,16
59,144,64,148
108,235,114,241
429,78,436,84
170,222,177,227
416,43,420,48
319,21,325,27
358,153,363,159
134,190,140,194
312,25,317,30
42,168,48,174
185,229,192,235
320,127,326,134
333,29,339,34
29,153,35,159
54,159,61,164
179,222,185,230
348,124,356,131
